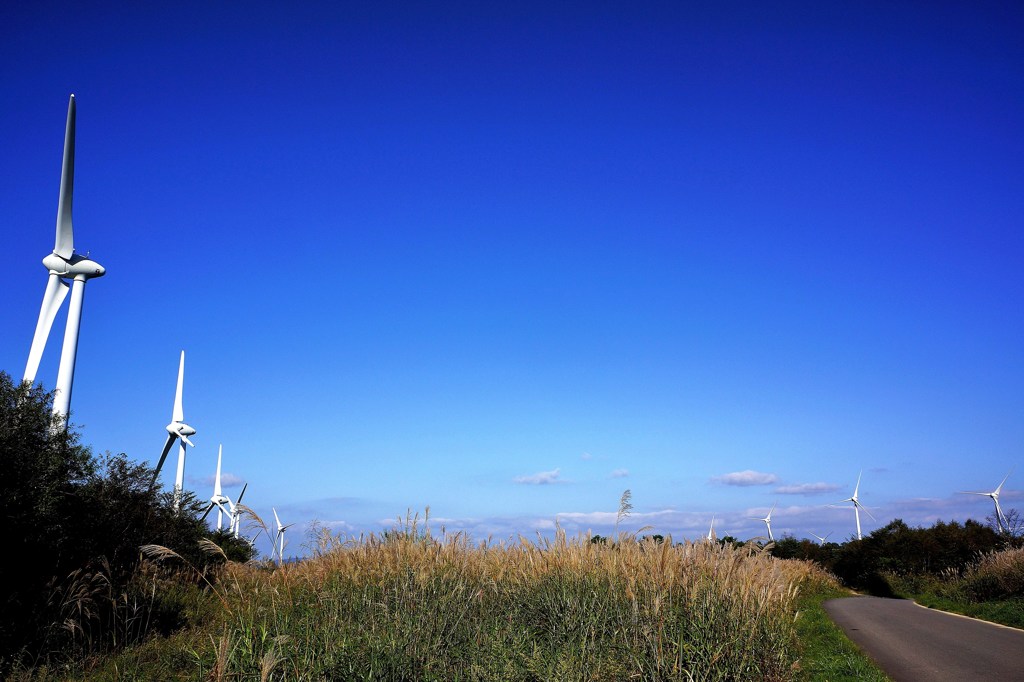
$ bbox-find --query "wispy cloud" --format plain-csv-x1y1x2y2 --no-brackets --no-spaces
610,468,629,479
514,468,563,485
580,452,593,461
190,472,245,488
775,482,841,495
712,470,779,487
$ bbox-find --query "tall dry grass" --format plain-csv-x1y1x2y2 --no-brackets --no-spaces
162,513,832,681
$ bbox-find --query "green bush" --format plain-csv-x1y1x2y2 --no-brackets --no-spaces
0,372,243,671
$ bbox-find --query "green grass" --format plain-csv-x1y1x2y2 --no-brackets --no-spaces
793,583,889,681
11,519,917,681
899,592,1024,630
18,527,861,681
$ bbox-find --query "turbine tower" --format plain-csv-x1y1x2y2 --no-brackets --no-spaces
24,94,105,422
153,351,197,509
834,471,874,540
749,502,776,542
273,508,295,566
959,470,1013,534
200,445,232,530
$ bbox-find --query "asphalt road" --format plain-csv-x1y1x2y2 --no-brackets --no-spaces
824,596,1024,681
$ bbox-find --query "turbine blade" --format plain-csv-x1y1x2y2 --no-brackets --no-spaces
153,434,176,482
180,434,195,448
200,502,214,522
860,504,876,521
173,351,185,422
236,483,248,505
273,507,281,530
24,274,69,383
853,470,863,498
214,445,223,496
995,470,1013,495
53,94,76,259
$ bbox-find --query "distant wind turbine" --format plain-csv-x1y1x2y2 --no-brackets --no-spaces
200,445,232,530
24,94,106,422
273,508,295,566
749,502,776,542
832,471,874,540
153,351,197,510
229,483,249,538
959,470,1013,534
809,531,832,546
706,515,717,543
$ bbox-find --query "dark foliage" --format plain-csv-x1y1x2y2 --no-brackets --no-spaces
0,372,251,670
771,518,1008,594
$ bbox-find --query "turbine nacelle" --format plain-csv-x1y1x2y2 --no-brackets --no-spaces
42,252,105,279
166,421,197,446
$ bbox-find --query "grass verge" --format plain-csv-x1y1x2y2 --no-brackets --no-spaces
898,592,1024,630
793,583,889,681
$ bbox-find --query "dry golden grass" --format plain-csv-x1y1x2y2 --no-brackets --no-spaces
176,517,832,681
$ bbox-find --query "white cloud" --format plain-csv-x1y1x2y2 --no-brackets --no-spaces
191,472,245,488
712,470,779,487
580,452,593,461
775,482,841,495
610,468,629,479
514,468,563,485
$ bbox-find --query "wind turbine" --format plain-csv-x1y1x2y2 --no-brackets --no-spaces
810,531,833,546
959,470,1013,534
200,445,232,530
273,508,295,566
749,502,776,542
706,515,717,543
153,351,197,509
229,483,249,538
24,94,106,422
833,471,874,540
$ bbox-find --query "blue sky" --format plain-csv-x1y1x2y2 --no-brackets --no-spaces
3,1,1022,557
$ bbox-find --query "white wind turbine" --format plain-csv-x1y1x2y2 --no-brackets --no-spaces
749,502,776,542
153,351,197,509
229,483,249,538
200,445,232,530
810,531,833,546
273,508,295,566
833,471,874,540
706,515,717,543
959,470,1013,534
23,94,106,422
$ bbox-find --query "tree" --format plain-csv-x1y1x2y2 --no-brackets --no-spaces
0,372,246,668
987,508,1024,540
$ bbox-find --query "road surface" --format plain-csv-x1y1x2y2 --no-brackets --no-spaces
824,596,1024,681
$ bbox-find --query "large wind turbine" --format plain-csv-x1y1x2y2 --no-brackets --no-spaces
749,502,776,542
273,508,295,566
200,445,232,530
153,351,197,509
959,470,1013,534
833,471,874,540
24,94,105,421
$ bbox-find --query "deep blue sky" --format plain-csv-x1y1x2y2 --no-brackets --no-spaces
3,2,1022,556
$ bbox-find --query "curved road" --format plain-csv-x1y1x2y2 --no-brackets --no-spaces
824,596,1024,681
